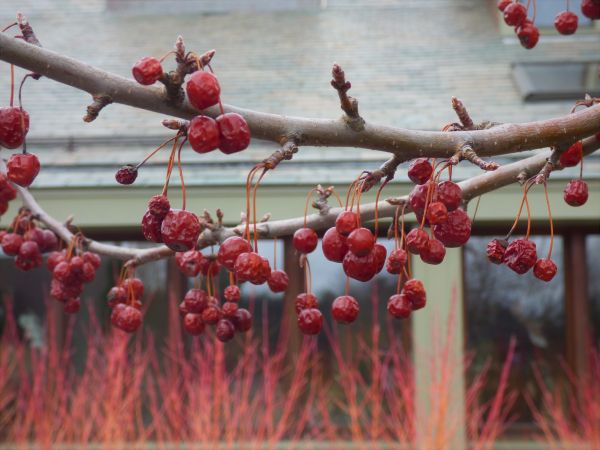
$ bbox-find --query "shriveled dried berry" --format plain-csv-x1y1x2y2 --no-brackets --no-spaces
0,107,30,149
200,257,222,277
148,195,170,219
297,308,323,335
141,210,163,243
267,270,289,293
342,250,377,282
486,239,508,264
216,318,236,342
132,56,163,85
222,301,239,318
188,115,220,153
402,279,426,310
184,288,209,313
113,305,142,333
295,293,318,314
160,209,202,252
224,285,241,302
107,286,127,308
217,113,251,154
186,71,221,111
183,313,205,335
201,305,222,325
407,158,433,185
563,180,588,207
331,295,359,324
217,236,252,271
406,228,429,255
175,250,203,277
437,181,462,212
123,277,144,298
533,258,558,282
372,243,387,273
559,141,583,167
420,239,446,265
426,201,448,225
115,165,138,185
387,248,407,274
1,233,23,256
503,239,537,274
387,294,412,319
234,251,269,284
232,308,252,332
432,208,471,248
6,153,40,187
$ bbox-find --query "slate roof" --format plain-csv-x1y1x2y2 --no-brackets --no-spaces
0,0,598,188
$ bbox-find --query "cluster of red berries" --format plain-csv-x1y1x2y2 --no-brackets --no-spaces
498,0,599,49
487,237,558,282
47,243,101,314
0,106,40,187
1,207,58,271
141,194,203,252
559,141,589,207
178,285,252,341
107,277,144,332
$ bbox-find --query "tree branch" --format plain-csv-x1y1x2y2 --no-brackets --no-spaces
1,33,599,158
12,135,599,268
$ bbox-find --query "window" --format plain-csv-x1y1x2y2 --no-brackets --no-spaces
512,61,600,101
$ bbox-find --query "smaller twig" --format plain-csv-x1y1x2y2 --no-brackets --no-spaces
83,94,113,122
259,213,272,223
16,14,41,80
311,185,336,216
162,118,189,131
534,146,562,184
262,140,299,169
451,97,474,130
331,63,364,131
361,154,405,192
461,144,500,171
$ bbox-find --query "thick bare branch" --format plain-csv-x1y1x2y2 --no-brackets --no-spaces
1,34,599,158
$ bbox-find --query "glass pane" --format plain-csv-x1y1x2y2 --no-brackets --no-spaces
464,235,565,429
587,235,600,348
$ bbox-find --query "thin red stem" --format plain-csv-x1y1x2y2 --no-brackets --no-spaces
252,168,268,252
176,138,188,210
543,182,554,259
9,64,14,106
136,135,178,169
303,188,318,228
1,22,17,33
161,135,180,197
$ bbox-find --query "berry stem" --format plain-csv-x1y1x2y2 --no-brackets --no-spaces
159,50,176,63
244,166,262,243
176,138,188,210
207,64,225,116
543,182,554,259
9,64,14,106
505,179,535,240
304,258,312,295
373,179,389,237
252,168,268,252
161,134,180,197
206,272,213,298
303,188,318,228
524,184,532,240
273,237,278,270
228,271,235,287
470,196,482,224
344,276,350,296
579,153,584,180
355,180,367,227
135,135,178,170
1,22,17,33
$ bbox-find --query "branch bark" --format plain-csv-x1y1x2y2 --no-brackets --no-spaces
1,33,599,158
13,135,599,267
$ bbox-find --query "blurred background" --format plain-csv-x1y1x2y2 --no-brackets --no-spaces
0,0,599,448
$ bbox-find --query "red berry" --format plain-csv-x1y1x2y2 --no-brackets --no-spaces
123,277,144,298
148,195,170,218
224,285,241,302
201,305,222,325
0,180,16,202
232,308,252,332
113,305,142,333
53,261,74,283
107,286,127,308
372,243,387,273
408,182,433,217
347,227,375,257
222,301,239,318
559,141,583,167
387,294,412,319
217,236,252,271
297,308,323,335
115,165,138,185
437,181,462,212
63,298,81,314
79,262,96,282
178,301,188,316
517,21,540,49
24,228,44,247
407,158,433,185
18,241,42,263
234,252,270,285
183,313,205,335
141,210,163,243
432,208,471,248
82,251,101,269
199,257,221,277
322,227,348,262
342,250,377,282
6,153,40,187
47,250,66,272
293,227,318,254
216,318,236,342
188,115,220,153
51,279,82,302
554,11,578,35
1,232,22,256
563,180,588,206
175,250,204,277
131,56,163,85
420,239,446,265
582,0,600,19
186,71,221,111
335,210,359,236
402,279,426,310
331,295,359,324
0,107,29,149
533,258,558,282
267,270,289,293
426,201,448,225
405,228,429,255
503,239,537,274
160,209,202,252
40,229,59,253
183,288,209,313
295,293,318,314
486,239,508,264
387,248,407,274
504,2,527,26
497,0,512,11
216,113,251,154
0,200,8,216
